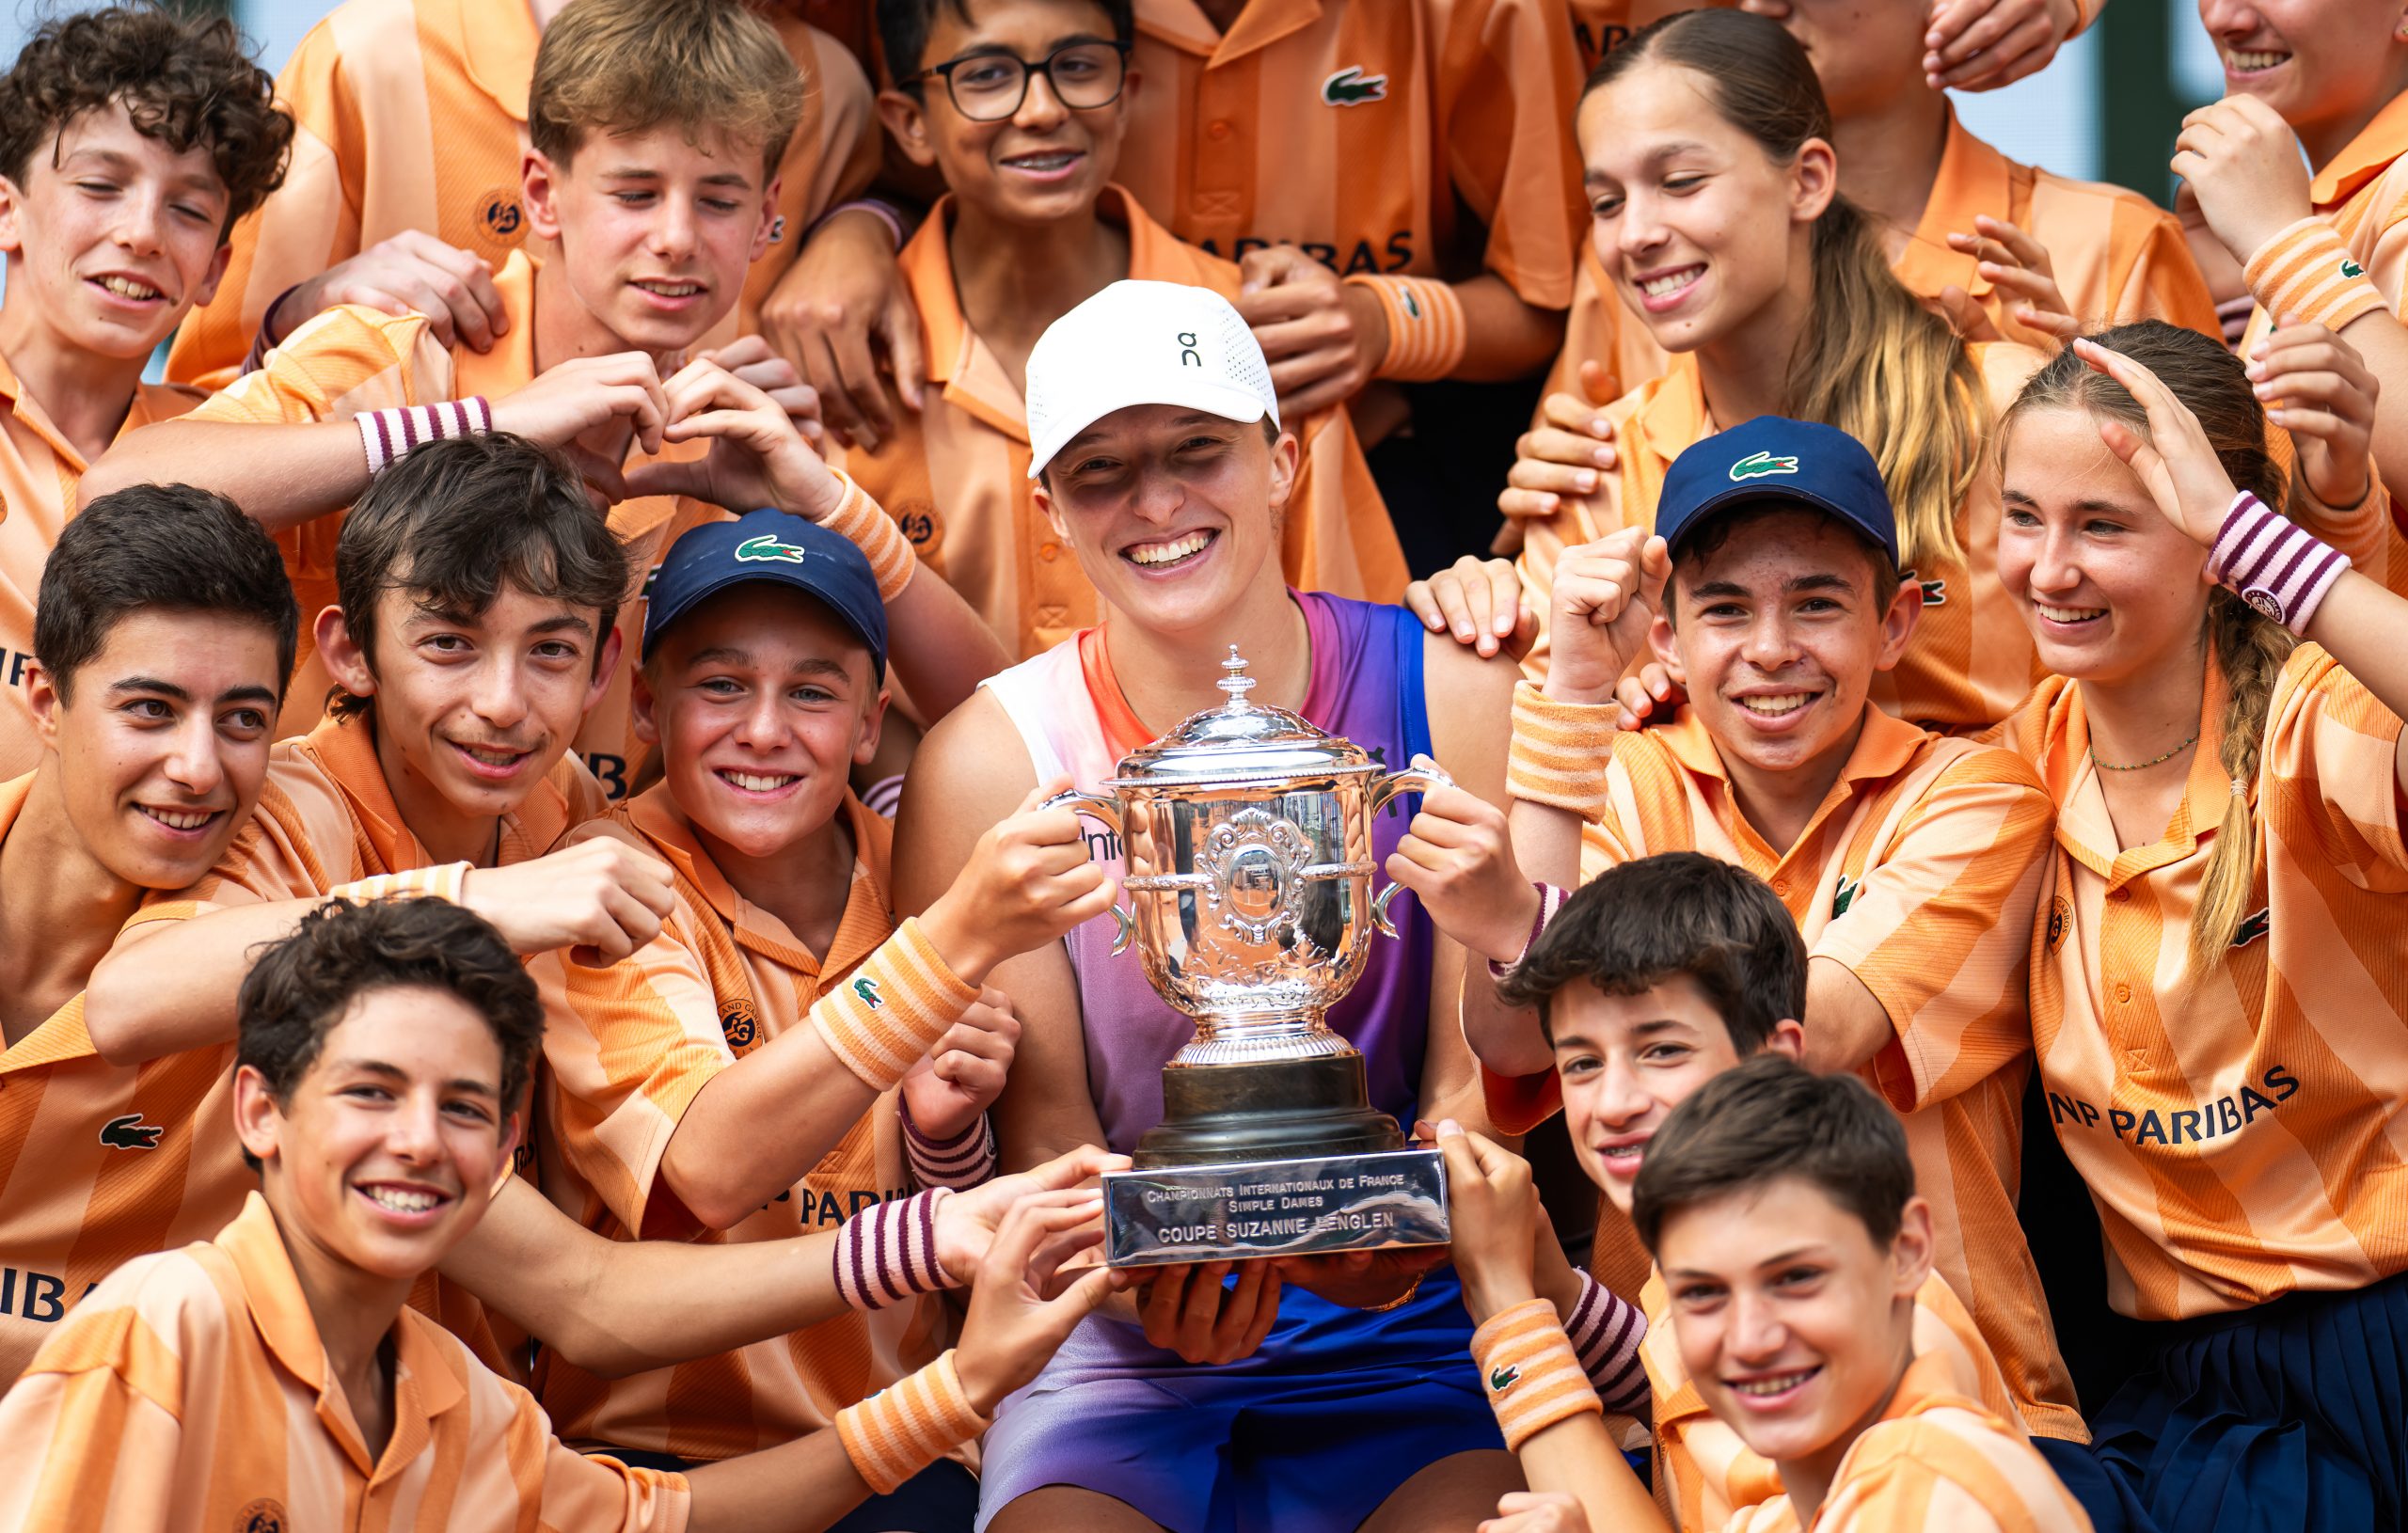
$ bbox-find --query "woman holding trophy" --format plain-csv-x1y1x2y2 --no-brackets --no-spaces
894,279,1534,1533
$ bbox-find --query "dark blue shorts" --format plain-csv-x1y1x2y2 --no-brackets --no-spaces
2086,1268,2408,1533
598,1447,978,1532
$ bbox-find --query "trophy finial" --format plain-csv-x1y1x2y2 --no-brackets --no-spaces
1217,645,1255,706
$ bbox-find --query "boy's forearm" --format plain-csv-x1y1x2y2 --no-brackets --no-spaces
84,899,320,1064
1515,1415,1670,1533
81,419,372,529
882,576,1010,723
1459,963,1554,1079
445,1179,849,1379
1452,276,1567,384
682,1428,875,1533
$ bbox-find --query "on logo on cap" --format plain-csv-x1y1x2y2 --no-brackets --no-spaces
1178,330,1201,367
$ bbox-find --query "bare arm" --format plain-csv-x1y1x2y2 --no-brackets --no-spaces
86,898,323,1064
1452,274,1570,385
881,570,1014,724
1420,636,1528,1122
1798,958,1902,1076
79,419,373,529
2303,570,2408,797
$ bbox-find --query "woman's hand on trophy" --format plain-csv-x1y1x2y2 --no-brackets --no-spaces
954,1193,1134,1414
921,778,1118,984
1271,1245,1450,1309
1136,1259,1284,1365
935,1144,1132,1286
1434,1120,1545,1324
901,986,1022,1142
1386,784,1542,966
1480,1492,1595,1533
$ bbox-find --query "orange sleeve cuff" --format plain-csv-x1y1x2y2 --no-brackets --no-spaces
2245,217,2386,336
1507,683,1616,820
835,1349,989,1494
1470,1298,1604,1453
809,918,979,1091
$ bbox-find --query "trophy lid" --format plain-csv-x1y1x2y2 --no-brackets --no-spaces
1108,647,1377,787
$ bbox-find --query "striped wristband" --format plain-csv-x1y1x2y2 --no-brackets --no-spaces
1562,1269,1649,1414
810,919,979,1091
1471,1298,1605,1452
1345,274,1469,383
2209,491,2351,633
835,1349,990,1494
1507,682,1617,819
833,1188,957,1310
902,1106,998,1192
816,468,916,601
329,861,470,907
2244,217,2386,336
356,397,493,475
1487,882,1570,980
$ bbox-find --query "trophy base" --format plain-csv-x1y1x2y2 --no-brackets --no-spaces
1103,1147,1450,1267
1134,1052,1405,1167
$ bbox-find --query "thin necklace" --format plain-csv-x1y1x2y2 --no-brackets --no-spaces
2090,732,2200,771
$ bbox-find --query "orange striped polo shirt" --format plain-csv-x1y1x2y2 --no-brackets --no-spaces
0,354,203,781
0,776,249,1389
1503,703,2082,1439
116,712,608,1379
1553,111,2215,419
187,250,723,794
1644,1269,2028,1530
1114,0,1586,305
1719,1351,2094,1533
0,1191,688,1532
534,785,946,1462
166,0,880,388
1515,342,2051,734
838,185,1405,659
2004,649,2408,1320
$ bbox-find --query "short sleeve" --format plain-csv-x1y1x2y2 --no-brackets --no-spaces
1435,0,1586,306
1810,750,2053,1113
2262,648,2408,882
191,305,449,426
119,775,356,933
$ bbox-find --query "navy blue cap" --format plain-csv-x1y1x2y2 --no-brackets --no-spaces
1656,417,1899,568
642,509,888,679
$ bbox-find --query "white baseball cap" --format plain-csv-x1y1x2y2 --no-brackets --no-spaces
1024,279,1281,480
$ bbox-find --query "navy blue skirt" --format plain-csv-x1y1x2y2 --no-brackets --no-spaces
2086,1268,2408,1533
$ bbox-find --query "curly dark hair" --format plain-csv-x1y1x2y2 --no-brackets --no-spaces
237,898,543,1170
0,4,293,231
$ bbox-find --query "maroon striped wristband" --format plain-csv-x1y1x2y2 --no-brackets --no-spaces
1487,882,1571,980
833,1188,957,1310
901,1104,997,1192
356,396,494,476
1564,1268,1650,1414
2209,491,2351,634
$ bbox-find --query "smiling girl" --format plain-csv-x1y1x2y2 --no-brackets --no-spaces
1996,320,2408,1526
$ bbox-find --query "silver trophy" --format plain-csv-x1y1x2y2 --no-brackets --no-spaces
1050,649,1452,1266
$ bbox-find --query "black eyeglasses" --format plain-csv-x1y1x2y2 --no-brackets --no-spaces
911,40,1132,121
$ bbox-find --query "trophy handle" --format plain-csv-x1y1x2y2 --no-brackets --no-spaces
1040,788,1136,956
1368,757,1455,940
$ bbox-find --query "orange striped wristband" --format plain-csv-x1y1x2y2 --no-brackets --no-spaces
2244,217,2386,336
1471,1298,1604,1453
816,468,917,601
810,918,980,1091
1346,274,1468,383
836,1349,990,1494
1506,682,1616,820
329,861,471,907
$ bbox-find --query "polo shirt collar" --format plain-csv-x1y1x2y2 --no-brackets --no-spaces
219,1192,467,1476
451,249,541,403
1626,356,1712,479
0,344,195,471
444,0,540,123
1657,703,1931,862
1892,110,2015,306
1138,0,1323,63
623,784,890,977
2311,89,2408,210
2044,655,2238,884
301,714,578,874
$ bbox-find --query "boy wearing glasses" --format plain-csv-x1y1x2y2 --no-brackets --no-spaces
855,0,1406,663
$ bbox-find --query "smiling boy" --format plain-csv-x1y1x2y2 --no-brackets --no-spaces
846,0,1404,660
0,896,1129,1532
0,484,295,1385
86,0,1006,780
532,511,1113,1523
1396,417,2082,1451
0,5,293,780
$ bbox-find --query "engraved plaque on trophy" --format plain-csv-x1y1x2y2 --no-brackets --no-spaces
1048,650,1452,1267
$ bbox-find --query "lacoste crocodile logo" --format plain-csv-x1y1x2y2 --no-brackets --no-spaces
1489,1364,1521,1393
1727,450,1798,481
1322,66,1388,105
100,1114,164,1150
853,976,884,1009
735,533,808,564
